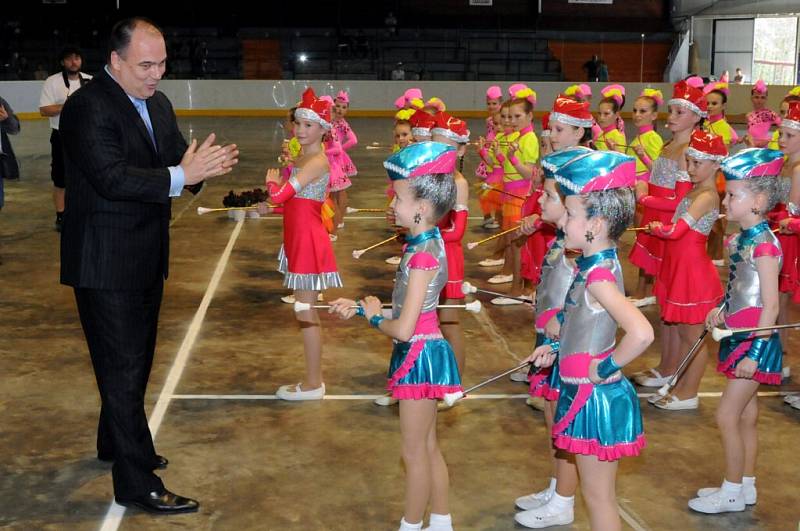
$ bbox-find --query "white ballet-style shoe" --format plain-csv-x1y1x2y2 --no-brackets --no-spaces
374,394,399,406
515,486,554,511
488,274,513,284
783,393,800,405
479,257,504,267
514,498,574,528
281,293,323,304
385,256,402,265
688,487,745,514
632,368,671,387
652,394,698,410
697,484,757,505
422,513,453,531
276,383,325,401
630,295,657,307
491,296,524,306
526,396,545,411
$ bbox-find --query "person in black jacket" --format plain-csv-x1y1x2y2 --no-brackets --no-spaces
0,95,21,209
59,17,238,514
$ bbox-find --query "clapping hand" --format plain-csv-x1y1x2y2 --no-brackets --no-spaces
0,105,8,122
181,133,239,185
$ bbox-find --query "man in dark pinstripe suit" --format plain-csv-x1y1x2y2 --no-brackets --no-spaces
59,17,238,514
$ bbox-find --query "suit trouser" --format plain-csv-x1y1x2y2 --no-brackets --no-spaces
74,281,164,498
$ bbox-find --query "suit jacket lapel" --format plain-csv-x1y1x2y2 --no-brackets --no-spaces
96,70,158,158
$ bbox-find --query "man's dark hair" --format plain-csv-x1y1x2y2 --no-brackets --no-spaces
60,46,82,61
108,17,163,60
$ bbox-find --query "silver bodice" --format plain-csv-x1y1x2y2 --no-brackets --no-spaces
559,250,622,358
392,229,449,317
289,167,329,201
534,233,574,324
778,176,791,203
672,197,719,236
649,156,689,190
724,223,783,316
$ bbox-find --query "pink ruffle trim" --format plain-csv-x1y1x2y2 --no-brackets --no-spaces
553,433,647,461
719,366,783,386
718,338,751,374
529,380,560,401
390,383,463,400
387,340,426,389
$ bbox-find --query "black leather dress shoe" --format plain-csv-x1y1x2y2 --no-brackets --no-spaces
116,488,199,514
97,454,169,470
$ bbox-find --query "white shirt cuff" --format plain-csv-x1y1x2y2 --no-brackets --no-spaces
168,166,185,197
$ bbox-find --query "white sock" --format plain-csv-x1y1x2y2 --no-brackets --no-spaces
399,517,423,530
548,492,575,511
742,476,756,487
721,479,743,495
428,513,452,527
547,477,557,494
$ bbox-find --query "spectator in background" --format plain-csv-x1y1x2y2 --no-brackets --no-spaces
0,95,21,211
34,64,48,80
598,59,609,82
734,68,745,84
39,46,92,232
391,62,405,80
385,11,397,36
583,54,600,82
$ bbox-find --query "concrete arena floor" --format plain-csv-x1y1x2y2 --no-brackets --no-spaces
0,116,798,531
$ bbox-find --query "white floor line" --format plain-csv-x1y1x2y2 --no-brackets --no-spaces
98,218,244,531
166,390,794,401
618,499,649,531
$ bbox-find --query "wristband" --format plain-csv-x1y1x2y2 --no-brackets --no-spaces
369,314,385,329
596,355,622,380
509,155,521,167
495,153,506,163
542,338,560,353
745,337,769,363
355,306,365,317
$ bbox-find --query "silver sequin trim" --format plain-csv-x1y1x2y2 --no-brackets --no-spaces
295,107,331,129
782,118,800,131
667,98,708,118
550,111,593,129
277,245,343,290
431,127,470,143
685,147,725,161
560,373,622,385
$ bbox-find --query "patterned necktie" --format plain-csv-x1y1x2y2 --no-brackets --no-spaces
133,98,157,149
